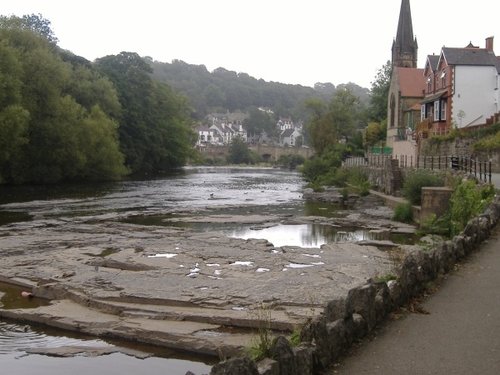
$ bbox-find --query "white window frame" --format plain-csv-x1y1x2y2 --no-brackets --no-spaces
421,104,426,121
434,100,440,121
440,100,447,121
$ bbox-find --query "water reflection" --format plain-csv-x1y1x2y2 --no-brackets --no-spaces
0,322,212,375
227,223,406,248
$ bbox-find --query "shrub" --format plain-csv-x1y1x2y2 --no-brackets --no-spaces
277,154,305,170
393,202,413,223
301,156,331,182
417,179,495,238
449,180,495,235
346,167,370,196
402,170,444,205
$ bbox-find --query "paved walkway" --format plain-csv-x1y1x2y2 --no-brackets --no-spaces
330,223,500,375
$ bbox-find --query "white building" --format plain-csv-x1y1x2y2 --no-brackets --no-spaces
419,37,499,137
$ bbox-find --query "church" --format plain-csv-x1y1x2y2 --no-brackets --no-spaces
386,0,500,161
385,0,424,162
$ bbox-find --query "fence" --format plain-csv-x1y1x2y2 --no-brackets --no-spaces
343,154,492,184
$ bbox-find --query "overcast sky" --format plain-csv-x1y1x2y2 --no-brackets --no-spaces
2,0,499,88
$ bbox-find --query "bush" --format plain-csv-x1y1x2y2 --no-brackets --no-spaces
346,167,370,196
417,179,495,238
393,202,413,223
402,170,444,205
449,180,495,235
277,154,305,170
300,146,344,183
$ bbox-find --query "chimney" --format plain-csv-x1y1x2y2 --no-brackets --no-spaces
485,36,494,52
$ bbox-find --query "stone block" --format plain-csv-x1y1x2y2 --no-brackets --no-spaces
420,186,453,223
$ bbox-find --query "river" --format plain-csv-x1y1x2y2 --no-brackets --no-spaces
0,167,408,374
0,167,308,375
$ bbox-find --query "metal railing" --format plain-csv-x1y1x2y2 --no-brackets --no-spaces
343,154,492,183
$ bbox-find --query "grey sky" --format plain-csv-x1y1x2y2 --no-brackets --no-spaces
3,0,499,88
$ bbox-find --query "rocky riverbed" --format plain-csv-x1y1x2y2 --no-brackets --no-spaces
0,190,418,360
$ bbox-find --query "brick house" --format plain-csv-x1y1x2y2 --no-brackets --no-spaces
418,37,499,139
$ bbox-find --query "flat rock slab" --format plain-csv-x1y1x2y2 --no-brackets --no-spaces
0,208,401,357
25,345,151,358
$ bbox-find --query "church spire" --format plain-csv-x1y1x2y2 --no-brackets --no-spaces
392,0,418,68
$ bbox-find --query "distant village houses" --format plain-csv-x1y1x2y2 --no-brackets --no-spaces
195,113,305,148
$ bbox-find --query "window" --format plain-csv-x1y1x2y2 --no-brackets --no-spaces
421,104,426,121
434,100,440,121
427,77,432,93
390,94,396,128
440,71,446,88
440,100,447,121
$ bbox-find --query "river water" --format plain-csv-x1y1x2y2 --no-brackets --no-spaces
0,167,308,375
0,166,401,374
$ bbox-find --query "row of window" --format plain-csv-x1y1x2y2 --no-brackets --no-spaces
426,71,447,93
420,99,447,122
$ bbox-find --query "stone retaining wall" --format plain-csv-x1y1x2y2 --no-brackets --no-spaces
210,195,500,375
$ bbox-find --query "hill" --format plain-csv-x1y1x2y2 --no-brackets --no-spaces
149,59,370,120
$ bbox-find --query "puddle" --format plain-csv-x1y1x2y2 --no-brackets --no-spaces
0,321,214,375
227,223,416,248
0,282,51,310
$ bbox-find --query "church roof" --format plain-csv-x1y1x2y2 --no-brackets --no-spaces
394,0,417,53
395,67,425,97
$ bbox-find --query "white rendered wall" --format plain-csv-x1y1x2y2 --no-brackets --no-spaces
452,65,498,128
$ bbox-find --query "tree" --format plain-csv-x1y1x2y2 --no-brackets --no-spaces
305,89,360,155
368,61,392,122
227,136,252,164
364,121,386,148
244,107,276,140
0,17,127,183
0,14,57,43
95,52,194,174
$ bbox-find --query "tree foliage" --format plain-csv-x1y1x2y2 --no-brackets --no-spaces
95,52,195,174
0,15,126,183
305,88,362,155
364,121,386,148
227,136,254,164
150,60,370,120
244,107,276,140
368,61,392,122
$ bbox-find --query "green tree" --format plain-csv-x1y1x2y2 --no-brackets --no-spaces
244,107,276,140
368,61,392,122
0,14,57,43
364,121,386,148
0,17,126,183
95,52,194,174
227,136,252,164
305,89,360,155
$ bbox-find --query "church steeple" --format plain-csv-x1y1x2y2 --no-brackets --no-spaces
392,0,418,68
